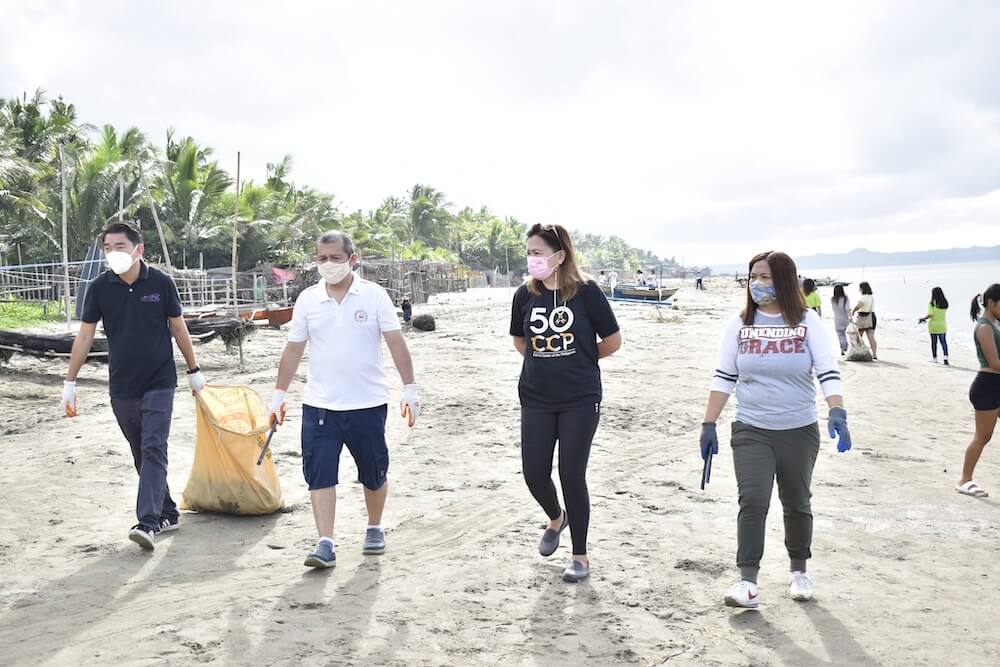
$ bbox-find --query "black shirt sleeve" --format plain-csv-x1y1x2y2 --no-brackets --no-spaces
80,278,102,324
584,281,620,338
510,285,528,336
163,275,183,318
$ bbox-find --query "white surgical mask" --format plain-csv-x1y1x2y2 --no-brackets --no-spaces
106,250,137,275
318,261,352,285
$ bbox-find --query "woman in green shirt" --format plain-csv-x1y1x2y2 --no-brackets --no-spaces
918,287,949,365
957,283,1000,498
803,278,822,316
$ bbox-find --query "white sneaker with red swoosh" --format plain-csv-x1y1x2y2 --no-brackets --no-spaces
725,580,759,609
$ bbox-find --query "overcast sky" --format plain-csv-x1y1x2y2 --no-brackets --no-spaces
2,1,998,264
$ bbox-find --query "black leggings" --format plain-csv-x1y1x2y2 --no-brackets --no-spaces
931,333,949,359
520,404,601,555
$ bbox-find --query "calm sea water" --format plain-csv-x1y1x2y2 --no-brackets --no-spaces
806,260,1000,351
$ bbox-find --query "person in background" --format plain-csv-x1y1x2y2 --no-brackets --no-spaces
61,221,206,551
700,250,851,609
696,271,705,291
917,287,949,364
634,269,645,286
597,270,609,288
401,298,413,323
852,281,878,360
802,278,822,316
647,268,658,289
510,223,622,583
956,284,1000,498
831,285,851,356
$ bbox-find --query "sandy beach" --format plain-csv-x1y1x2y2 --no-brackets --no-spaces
1,282,997,666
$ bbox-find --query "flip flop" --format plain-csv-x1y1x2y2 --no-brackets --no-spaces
956,481,989,498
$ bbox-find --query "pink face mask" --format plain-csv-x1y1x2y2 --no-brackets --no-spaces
527,255,557,281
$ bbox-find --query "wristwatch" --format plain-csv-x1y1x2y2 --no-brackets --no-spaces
186,366,201,375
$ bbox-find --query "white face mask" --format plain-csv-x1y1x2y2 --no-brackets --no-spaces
106,249,137,275
318,260,352,285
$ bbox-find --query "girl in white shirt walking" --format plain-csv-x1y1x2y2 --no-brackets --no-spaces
852,281,878,360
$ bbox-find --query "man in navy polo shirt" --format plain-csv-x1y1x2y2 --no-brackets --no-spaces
61,221,206,551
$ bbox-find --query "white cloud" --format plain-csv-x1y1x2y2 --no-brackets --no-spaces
2,0,998,264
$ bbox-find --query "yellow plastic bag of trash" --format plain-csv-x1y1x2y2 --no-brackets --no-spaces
180,385,283,515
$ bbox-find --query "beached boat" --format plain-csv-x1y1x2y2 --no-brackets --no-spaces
184,317,254,349
183,305,293,328
812,277,851,287
239,306,293,328
0,329,109,362
603,284,679,302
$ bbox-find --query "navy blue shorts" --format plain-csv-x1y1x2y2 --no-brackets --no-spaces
300,404,389,491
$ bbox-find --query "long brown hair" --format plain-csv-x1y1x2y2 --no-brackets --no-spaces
741,250,808,326
525,223,590,301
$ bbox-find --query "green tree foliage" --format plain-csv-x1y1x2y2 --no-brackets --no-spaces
1,91,669,273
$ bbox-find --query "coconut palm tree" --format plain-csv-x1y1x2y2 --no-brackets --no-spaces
158,130,232,266
406,184,452,247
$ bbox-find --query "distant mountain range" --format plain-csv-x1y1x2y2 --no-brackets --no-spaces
711,245,1000,274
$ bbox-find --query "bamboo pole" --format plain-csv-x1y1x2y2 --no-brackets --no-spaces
231,151,240,310
138,163,173,270
118,173,124,221
231,152,244,369
58,145,71,330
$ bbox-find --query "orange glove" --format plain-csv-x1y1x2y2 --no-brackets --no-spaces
60,381,78,418
401,384,420,427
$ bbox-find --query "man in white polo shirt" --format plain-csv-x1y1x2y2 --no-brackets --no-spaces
269,230,421,569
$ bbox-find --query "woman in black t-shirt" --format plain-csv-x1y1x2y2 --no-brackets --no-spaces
510,223,622,583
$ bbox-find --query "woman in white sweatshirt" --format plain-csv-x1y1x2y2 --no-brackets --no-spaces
700,250,853,609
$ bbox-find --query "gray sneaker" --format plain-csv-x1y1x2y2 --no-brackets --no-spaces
562,559,590,583
363,527,385,555
304,540,336,568
128,525,155,551
538,511,568,557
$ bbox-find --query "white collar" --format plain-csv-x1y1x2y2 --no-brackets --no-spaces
315,272,362,300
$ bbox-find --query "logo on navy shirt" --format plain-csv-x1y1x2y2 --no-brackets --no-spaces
354,309,368,323
140,292,161,303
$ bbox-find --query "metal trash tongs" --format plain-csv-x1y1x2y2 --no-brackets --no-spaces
256,424,278,466
700,448,713,490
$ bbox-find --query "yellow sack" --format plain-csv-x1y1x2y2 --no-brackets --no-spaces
180,385,284,515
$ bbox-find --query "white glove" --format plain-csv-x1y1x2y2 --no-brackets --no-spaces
269,389,287,426
188,369,206,394
401,384,421,427
60,380,78,417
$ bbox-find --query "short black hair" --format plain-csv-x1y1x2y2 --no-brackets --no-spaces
101,221,142,246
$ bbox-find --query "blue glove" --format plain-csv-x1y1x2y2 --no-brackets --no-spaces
700,422,719,461
828,407,851,452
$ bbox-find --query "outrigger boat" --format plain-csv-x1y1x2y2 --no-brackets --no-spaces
0,314,254,363
812,277,851,287
0,329,108,362
184,305,293,328
602,284,679,303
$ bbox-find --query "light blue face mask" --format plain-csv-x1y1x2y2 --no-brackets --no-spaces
750,281,777,306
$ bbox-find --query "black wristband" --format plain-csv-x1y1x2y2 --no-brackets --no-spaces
186,366,201,375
